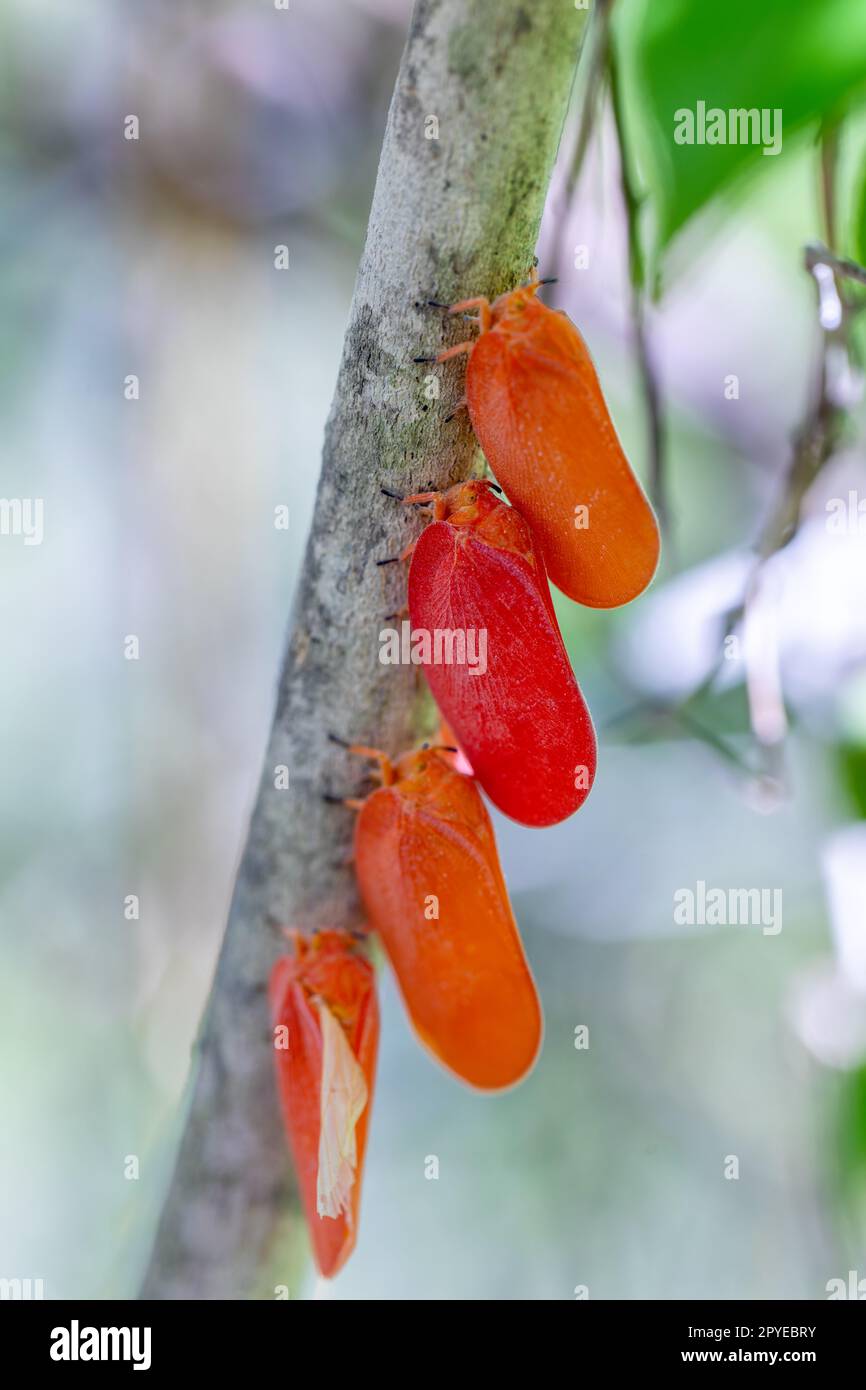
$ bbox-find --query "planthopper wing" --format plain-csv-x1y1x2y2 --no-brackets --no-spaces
269,956,377,1279
354,773,542,1091
467,309,659,608
408,520,596,827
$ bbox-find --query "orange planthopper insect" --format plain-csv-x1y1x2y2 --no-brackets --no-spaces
404,477,596,827
269,928,379,1279
429,271,660,608
346,740,542,1091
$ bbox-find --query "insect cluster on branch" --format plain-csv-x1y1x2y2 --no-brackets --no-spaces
270,271,660,1277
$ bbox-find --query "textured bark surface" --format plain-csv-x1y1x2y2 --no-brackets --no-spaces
142,0,588,1300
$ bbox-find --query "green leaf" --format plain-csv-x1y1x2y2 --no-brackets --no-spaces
620,0,866,250
854,156,866,265
838,1062,866,1193
838,742,866,819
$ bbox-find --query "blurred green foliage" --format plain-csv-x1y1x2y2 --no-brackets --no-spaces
855,156,866,263
838,1064,866,1246
619,0,866,253
838,743,866,819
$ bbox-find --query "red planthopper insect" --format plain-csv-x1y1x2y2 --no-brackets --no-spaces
269,928,379,1279
428,271,660,609
403,477,596,827
346,739,542,1091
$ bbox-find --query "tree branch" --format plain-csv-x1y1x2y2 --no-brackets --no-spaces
140,0,589,1300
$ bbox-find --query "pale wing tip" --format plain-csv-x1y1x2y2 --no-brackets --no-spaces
315,1001,369,1220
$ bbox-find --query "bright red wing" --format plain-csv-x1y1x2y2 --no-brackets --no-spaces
408,520,596,826
353,760,542,1090
466,303,660,608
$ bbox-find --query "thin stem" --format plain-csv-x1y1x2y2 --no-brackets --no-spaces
607,38,669,541
805,242,866,290
562,0,614,203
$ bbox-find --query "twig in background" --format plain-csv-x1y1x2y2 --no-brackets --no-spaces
607,36,670,547
561,0,615,206
806,243,866,292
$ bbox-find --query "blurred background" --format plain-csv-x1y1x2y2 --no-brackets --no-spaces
2,0,866,1300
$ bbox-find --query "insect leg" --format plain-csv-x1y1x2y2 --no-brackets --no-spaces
402,490,445,522
435,340,474,363
448,294,491,327
347,744,396,787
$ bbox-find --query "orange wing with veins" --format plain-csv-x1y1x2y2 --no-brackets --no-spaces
353,746,542,1091
445,280,660,608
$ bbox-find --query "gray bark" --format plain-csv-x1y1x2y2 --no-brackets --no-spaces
141,0,589,1300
